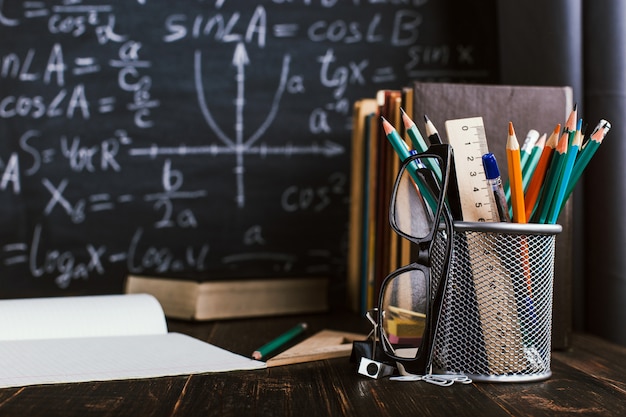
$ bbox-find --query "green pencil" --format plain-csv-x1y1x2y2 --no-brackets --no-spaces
401,109,442,181
519,129,540,174
562,119,611,206
252,322,308,360
401,108,428,151
504,129,538,208
522,132,546,192
535,105,577,223
535,132,568,224
382,117,438,212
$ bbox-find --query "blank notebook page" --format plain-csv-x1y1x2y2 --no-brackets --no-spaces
0,294,265,388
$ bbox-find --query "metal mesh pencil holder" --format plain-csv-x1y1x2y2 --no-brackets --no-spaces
431,221,562,382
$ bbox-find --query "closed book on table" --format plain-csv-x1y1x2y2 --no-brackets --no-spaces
125,275,329,321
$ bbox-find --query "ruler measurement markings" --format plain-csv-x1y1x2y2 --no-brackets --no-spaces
445,118,497,222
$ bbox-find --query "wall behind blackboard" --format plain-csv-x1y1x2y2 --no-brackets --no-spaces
0,0,498,298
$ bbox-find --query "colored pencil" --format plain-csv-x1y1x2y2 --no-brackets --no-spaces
535,105,576,223
535,131,568,223
564,104,578,139
400,108,428,152
381,117,438,212
252,322,308,360
524,124,559,220
548,119,582,224
400,110,442,180
522,132,546,192
562,119,611,205
520,129,540,173
506,122,526,223
506,129,538,206
381,116,412,161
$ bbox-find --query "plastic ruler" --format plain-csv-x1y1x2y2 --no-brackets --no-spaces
444,117,497,222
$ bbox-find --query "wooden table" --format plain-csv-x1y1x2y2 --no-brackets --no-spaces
1,311,624,416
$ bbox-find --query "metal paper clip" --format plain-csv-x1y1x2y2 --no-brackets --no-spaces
357,309,398,379
390,364,472,386
365,308,378,359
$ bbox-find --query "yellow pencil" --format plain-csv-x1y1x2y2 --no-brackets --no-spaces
506,122,526,223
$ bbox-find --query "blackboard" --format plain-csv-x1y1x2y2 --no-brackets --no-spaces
0,0,498,298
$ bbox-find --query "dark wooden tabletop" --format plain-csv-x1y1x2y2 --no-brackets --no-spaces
1,311,625,417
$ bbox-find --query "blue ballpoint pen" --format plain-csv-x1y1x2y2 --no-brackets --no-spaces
482,153,510,222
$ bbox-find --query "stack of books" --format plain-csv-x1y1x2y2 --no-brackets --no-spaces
347,87,417,313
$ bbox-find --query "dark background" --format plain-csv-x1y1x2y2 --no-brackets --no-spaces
4,0,624,349
0,1,498,297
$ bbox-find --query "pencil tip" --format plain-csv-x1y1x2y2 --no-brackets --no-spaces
400,110,412,127
508,121,515,136
557,132,569,152
381,117,393,134
566,105,578,131
535,133,547,146
424,114,431,123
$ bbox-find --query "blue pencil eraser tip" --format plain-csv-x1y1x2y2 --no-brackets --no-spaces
481,153,500,179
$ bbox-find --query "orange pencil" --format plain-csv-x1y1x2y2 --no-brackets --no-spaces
506,122,526,223
524,124,559,220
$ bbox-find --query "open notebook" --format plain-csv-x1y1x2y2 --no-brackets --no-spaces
0,294,265,389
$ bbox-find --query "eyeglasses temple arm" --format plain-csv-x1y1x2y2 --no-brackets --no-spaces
445,151,463,221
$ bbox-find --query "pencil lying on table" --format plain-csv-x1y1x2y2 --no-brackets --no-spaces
252,323,308,361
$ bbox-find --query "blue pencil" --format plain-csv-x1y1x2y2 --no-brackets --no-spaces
548,119,581,223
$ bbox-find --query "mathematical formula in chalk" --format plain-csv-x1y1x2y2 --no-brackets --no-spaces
0,1,498,296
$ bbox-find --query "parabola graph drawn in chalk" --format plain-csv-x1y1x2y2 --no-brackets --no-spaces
128,43,344,208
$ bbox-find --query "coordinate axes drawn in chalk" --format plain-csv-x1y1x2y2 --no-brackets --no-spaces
129,43,344,208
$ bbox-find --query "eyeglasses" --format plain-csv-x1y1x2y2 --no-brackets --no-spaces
375,144,456,376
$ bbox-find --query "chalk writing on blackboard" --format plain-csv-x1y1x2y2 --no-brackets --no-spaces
0,0,498,297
